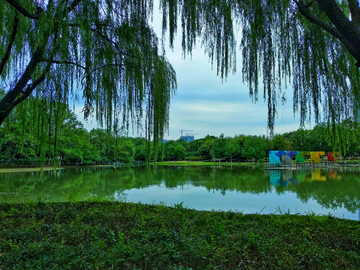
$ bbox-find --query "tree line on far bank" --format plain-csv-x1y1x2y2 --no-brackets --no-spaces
1,97,359,166
159,123,360,163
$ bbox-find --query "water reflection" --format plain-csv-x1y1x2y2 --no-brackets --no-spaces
0,166,359,220
269,168,343,187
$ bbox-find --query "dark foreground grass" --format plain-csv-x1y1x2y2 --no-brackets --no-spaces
0,202,359,269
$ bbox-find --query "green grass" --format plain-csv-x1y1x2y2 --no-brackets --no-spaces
0,202,359,269
0,166,64,174
0,165,116,174
0,162,258,173
153,161,261,167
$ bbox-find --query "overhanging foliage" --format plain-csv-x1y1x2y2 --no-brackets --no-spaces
1,0,360,146
0,0,176,147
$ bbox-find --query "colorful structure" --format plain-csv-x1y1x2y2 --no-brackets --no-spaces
281,155,292,165
269,150,340,166
269,150,286,165
287,151,297,159
295,151,306,163
310,152,325,163
327,152,340,162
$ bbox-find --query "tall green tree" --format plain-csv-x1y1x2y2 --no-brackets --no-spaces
89,129,112,163
241,136,267,161
114,139,135,164
211,134,227,160
271,135,287,150
224,138,240,162
199,135,215,161
174,144,186,161
187,139,203,157
133,138,148,161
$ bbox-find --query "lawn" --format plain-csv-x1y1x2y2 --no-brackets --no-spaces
0,165,116,174
153,161,260,167
0,201,359,269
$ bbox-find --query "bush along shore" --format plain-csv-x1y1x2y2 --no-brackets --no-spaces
0,202,359,269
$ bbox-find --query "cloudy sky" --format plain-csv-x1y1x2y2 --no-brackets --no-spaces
79,6,314,141
161,42,303,140
149,8,309,141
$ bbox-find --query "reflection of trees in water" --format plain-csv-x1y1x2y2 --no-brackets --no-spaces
291,170,360,213
265,168,360,213
154,166,271,195
1,167,359,213
0,167,136,202
0,166,271,201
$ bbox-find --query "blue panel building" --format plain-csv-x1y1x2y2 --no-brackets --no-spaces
180,135,194,142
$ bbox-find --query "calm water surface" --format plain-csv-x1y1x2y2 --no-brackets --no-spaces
0,166,359,220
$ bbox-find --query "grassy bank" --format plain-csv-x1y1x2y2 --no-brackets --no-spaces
0,165,117,174
153,161,259,167
0,202,359,269
0,166,64,174
0,162,259,173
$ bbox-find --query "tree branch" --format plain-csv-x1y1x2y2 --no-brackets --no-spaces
0,12,18,76
294,0,343,40
0,0,83,126
0,59,50,125
316,0,360,66
90,63,124,73
11,64,51,111
42,59,86,70
90,27,138,59
0,43,45,112
4,0,42,19
294,0,360,66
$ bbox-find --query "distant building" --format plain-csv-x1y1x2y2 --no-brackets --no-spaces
180,135,194,142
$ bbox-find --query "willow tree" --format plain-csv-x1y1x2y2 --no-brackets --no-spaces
159,0,360,150
0,0,176,151
1,0,360,153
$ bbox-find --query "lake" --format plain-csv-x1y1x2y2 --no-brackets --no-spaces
0,165,359,220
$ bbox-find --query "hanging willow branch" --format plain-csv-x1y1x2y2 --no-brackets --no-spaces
0,0,359,155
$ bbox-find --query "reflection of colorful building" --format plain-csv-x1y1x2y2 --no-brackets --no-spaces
275,168,340,184
295,173,307,183
311,169,326,181
269,170,288,186
284,171,312,183
328,168,342,180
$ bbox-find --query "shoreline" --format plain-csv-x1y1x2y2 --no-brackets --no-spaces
152,161,259,167
0,164,115,174
0,162,261,174
2,160,360,173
